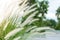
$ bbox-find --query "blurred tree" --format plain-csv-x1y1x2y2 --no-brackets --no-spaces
28,0,49,27
44,19,56,28
55,7,60,30
55,23,60,30
56,7,60,21
28,0,49,17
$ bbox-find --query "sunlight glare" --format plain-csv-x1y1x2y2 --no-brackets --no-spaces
0,0,20,23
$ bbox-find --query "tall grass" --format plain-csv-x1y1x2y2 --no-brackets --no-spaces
0,0,54,40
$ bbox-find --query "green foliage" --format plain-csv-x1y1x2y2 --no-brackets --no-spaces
56,7,60,20
28,0,49,27
0,0,44,40
44,19,56,28
0,0,58,40
55,7,60,30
